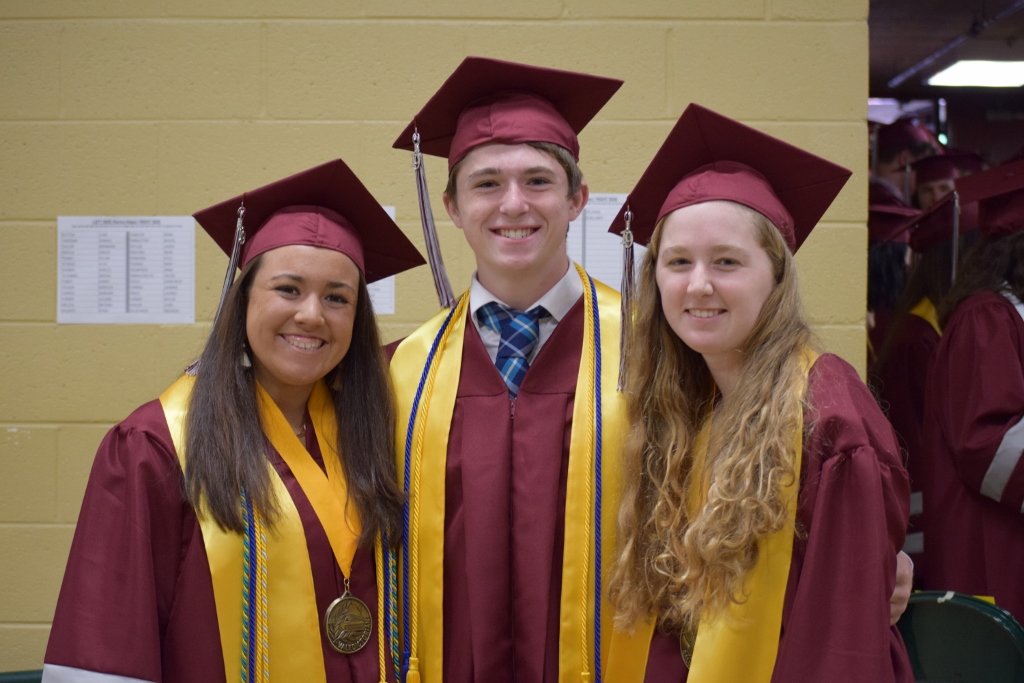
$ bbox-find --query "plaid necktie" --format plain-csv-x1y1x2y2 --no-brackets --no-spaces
478,302,548,396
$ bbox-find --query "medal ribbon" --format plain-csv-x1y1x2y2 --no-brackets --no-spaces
254,379,361,578
390,265,627,682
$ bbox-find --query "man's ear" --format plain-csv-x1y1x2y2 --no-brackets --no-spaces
443,192,463,229
568,181,590,222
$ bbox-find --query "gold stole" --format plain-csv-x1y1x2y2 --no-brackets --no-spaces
389,265,629,682
606,349,818,682
160,375,361,683
909,297,941,336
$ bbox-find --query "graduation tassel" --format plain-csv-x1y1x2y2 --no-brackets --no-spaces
406,658,421,683
412,129,457,309
617,208,635,391
950,190,961,284
902,161,912,204
215,201,246,324
187,200,246,377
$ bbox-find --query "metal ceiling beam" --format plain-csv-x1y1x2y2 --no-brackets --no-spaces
887,0,1024,88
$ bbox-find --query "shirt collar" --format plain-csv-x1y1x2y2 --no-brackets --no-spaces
469,263,583,323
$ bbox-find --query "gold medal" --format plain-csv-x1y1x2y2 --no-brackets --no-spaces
324,582,372,654
679,627,696,669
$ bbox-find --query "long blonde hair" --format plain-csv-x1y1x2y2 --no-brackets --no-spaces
609,203,813,633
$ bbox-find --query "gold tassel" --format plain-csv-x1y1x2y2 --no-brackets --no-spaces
406,657,421,683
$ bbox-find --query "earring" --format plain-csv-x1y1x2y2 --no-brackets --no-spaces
241,346,252,368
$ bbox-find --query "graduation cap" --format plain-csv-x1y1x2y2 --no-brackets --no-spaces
392,56,623,308
912,154,958,185
955,159,1024,238
945,148,986,175
393,56,623,168
193,159,425,320
875,118,941,158
908,192,979,252
607,103,852,252
870,202,919,245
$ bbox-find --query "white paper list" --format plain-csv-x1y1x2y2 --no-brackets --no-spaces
567,193,647,291
365,205,399,315
58,216,195,324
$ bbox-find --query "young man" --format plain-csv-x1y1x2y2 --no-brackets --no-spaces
387,56,629,682
387,57,913,683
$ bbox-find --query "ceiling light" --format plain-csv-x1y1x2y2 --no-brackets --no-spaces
927,60,1024,87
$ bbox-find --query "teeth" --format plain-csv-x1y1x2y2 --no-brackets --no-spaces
498,228,533,240
689,309,721,319
284,336,324,351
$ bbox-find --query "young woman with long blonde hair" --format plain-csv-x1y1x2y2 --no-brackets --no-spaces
606,104,913,682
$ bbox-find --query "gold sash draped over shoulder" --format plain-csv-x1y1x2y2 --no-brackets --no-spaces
160,375,365,683
389,265,630,682
606,349,819,682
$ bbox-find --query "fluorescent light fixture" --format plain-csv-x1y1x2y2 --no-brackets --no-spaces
928,60,1024,87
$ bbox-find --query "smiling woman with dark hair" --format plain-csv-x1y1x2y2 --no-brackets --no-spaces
43,159,423,683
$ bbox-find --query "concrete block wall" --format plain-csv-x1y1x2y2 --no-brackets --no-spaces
0,0,868,669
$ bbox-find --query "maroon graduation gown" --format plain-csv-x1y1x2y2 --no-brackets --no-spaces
871,312,939,575
642,354,913,682
921,290,1024,621
873,313,938,485
435,299,586,683
44,399,385,683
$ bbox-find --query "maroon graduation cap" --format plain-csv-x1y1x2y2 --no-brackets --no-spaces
870,202,920,245
607,103,852,252
956,159,1024,238
393,56,623,169
912,154,958,185
908,193,981,253
876,118,940,157
193,158,424,284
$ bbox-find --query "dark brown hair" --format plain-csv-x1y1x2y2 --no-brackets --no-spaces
873,232,974,375
939,230,1024,326
183,255,403,545
444,141,583,200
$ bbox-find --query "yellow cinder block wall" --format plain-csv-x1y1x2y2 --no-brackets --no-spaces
0,0,869,670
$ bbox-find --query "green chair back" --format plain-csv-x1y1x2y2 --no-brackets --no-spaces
0,671,42,683
898,590,1024,682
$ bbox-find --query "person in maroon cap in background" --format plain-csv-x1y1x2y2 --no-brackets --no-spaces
911,149,985,211
870,195,979,584
912,154,958,211
867,194,915,368
43,160,424,683
921,158,1024,623
866,118,938,368
871,117,942,206
604,104,913,682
